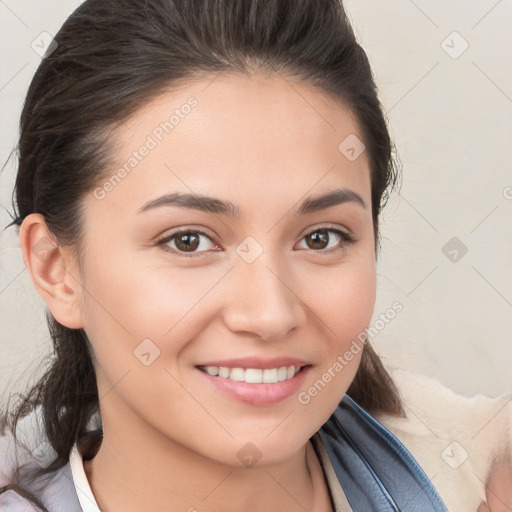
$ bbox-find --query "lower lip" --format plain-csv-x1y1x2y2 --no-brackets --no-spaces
196,366,312,406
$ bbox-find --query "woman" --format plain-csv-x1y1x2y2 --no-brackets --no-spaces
0,0,508,510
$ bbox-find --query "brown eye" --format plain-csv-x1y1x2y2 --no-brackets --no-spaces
298,228,355,253
174,232,200,252
305,229,330,250
157,229,218,257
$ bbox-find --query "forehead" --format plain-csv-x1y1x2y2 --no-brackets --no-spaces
87,72,371,220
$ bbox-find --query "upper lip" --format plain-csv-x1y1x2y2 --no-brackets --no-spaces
196,357,310,369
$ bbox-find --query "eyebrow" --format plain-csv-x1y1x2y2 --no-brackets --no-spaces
137,187,366,217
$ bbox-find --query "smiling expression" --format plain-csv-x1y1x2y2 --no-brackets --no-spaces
73,71,376,466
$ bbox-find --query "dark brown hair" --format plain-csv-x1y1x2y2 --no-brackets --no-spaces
1,0,404,509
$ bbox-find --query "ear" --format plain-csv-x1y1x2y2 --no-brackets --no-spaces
19,213,85,329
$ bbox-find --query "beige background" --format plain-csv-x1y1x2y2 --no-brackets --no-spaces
0,0,511,406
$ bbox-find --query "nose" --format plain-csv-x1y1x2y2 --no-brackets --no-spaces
222,250,306,342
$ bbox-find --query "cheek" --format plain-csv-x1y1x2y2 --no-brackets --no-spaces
331,266,376,342
307,253,377,345
296,255,376,415
78,248,228,400
80,249,203,340
78,261,200,430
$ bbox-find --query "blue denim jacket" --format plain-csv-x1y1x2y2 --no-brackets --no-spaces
318,394,448,511
1,395,448,511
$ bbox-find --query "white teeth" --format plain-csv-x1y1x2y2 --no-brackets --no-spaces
262,368,278,383
229,368,245,381
201,365,302,383
245,368,263,383
277,367,288,381
218,366,230,378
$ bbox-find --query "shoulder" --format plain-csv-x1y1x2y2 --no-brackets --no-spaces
318,389,448,509
0,427,40,511
0,410,82,512
373,367,512,511
0,406,52,487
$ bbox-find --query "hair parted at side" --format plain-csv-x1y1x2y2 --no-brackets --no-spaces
1,0,404,509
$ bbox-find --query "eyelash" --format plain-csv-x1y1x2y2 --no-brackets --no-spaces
156,227,356,259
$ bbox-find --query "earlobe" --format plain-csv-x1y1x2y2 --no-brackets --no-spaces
19,213,85,329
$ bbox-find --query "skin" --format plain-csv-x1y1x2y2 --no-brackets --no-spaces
20,72,376,511
477,455,512,512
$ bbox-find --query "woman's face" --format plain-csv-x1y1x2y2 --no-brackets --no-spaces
74,72,376,466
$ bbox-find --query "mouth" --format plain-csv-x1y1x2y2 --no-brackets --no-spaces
195,362,313,406
196,364,309,384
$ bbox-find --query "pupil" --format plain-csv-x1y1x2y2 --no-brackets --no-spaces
309,230,328,249
177,233,199,252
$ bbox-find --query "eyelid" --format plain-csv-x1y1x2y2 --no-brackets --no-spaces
298,223,354,240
